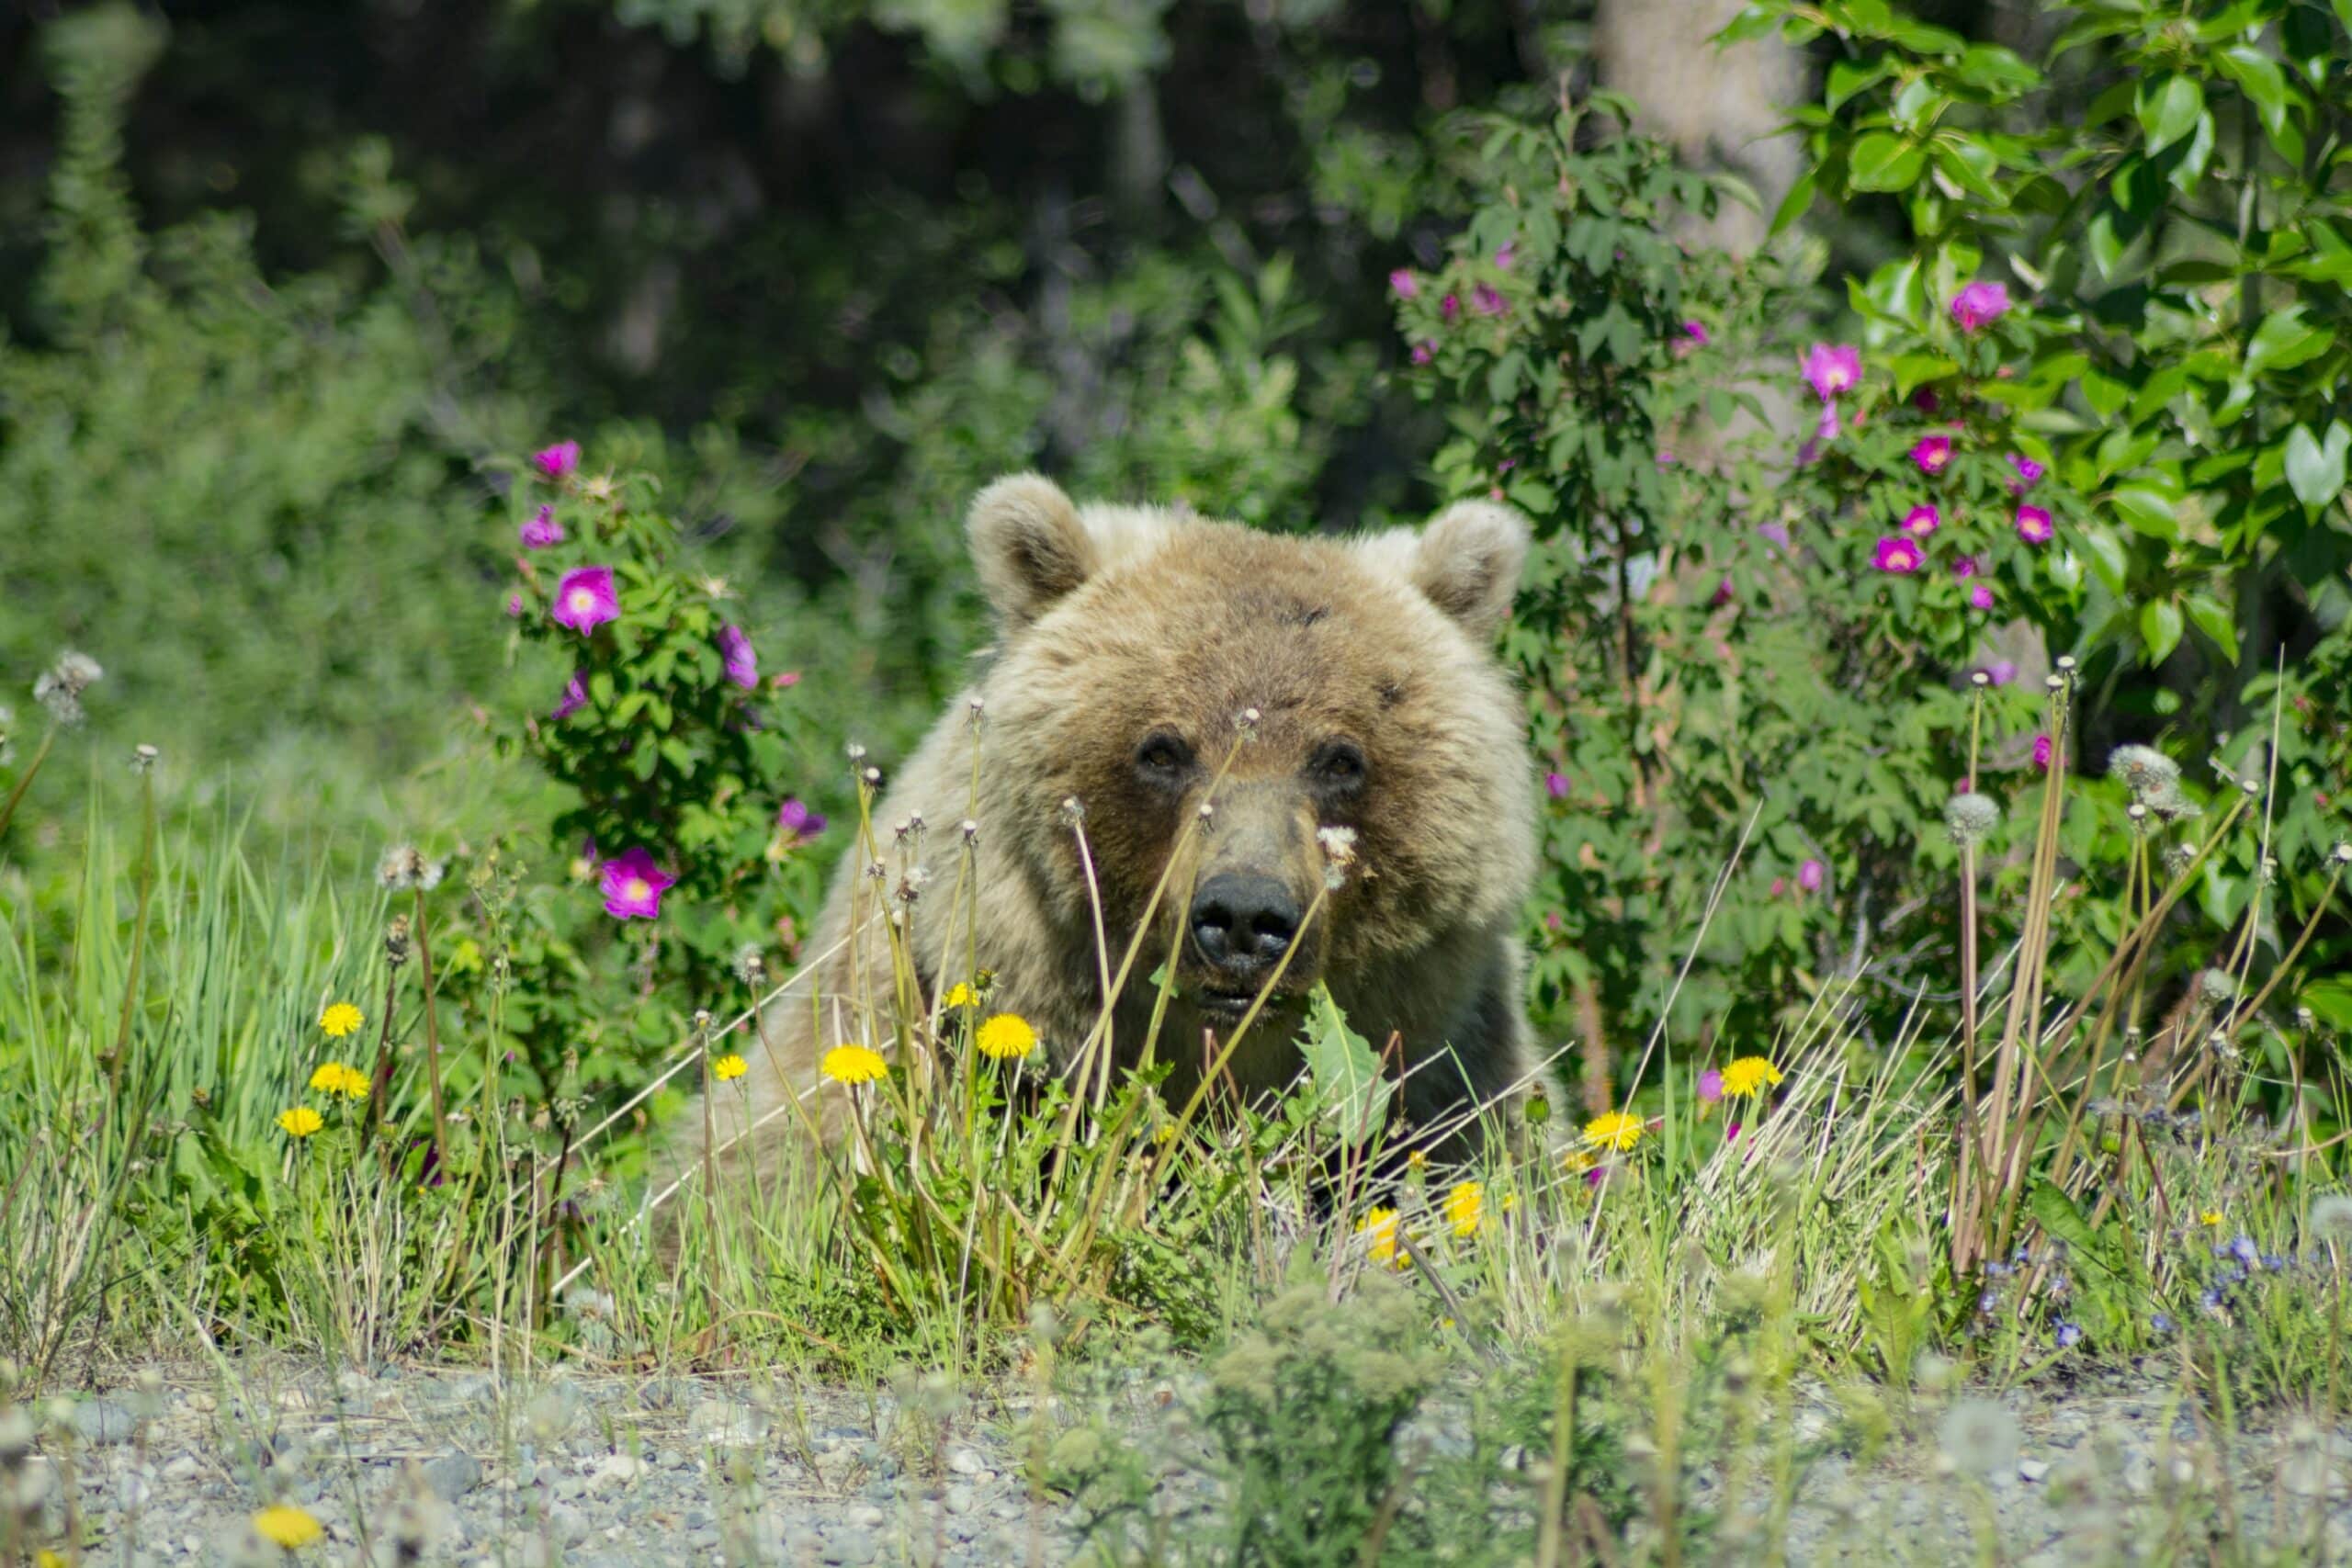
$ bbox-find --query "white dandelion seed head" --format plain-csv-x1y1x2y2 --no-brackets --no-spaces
1943,792,2000,849
2126,802,2150,823
862,767,882,787
959,818,979,843
1197,801,1216,821
2043,673,2065,693
2055,654,2078,673
733,944,767,986
2163,842,2195,876
2309,1194,2352,1241
2198,969,2238,1003
1316,825,1359,866
845,742,868,763
2109,744,2180,795
377,843,426,891
130,743,159,773
2331,841,2352,865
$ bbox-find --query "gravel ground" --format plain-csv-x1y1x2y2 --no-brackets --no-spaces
9,1359,2351,1563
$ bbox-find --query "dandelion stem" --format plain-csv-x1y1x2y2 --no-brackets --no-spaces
412,888,451,1180
0,721,57,841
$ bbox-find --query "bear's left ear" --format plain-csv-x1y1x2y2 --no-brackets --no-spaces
1404,500,1529,639
967,473,1097,630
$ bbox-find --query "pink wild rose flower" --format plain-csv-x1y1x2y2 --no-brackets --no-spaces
1970,582,1996,612
1699,1068,1724,1104
1802,344,1862,400
551,671,588,721
1902,503,1940,538
1544,771,1569,800
1910,435,1951,476
777,797,828,840
1494,243,1516,269
2032,733,2053,771
1951,281,2010,333
1387,268,1419,299
718,625,758,690
520,505,565,549
1873,536,1926,573
2015,503,2054,545
599,847,676,920
551,566,619,634
1951,555,1980,579
1798,858,1826,893
533,440,582,480
503,592,525,617
1441,293,1460,322
1681,321,1709,346
1472,282,1507,317
2007,453,2044,491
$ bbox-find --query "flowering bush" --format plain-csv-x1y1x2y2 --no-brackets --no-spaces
424,448,834,1100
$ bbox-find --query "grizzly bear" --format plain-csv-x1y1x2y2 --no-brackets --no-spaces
701,474,1539,1180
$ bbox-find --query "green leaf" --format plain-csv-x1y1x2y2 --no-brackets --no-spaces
1849,133,1926,192
2245,309,2334,376
1769,164,1818,237
2184,592,2239,661
2109,480,2182,540
1297,982,1394,1150
2077,522,2129,594
1826,57,1890,112
2283,422,2350,512
2029,1182,2120,1279
2136,74,2204,154
2141,599,2184,665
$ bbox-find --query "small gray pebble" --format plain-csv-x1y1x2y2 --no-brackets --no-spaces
422,1451,482,1502
2018,1457,2051,1483
74,1400,140,1445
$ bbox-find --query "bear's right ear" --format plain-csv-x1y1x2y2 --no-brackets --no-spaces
968,474,1097,630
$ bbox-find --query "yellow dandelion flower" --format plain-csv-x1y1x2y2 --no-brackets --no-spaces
1153,1124,1177,1145
317,1001,363,1038
307,1062,368,1100
975,1012,1039,1061
2199,1209,2222,1227
1406,1147,1428,1170
944,981,978,1008
1500,1192,1519,1213
1444,1180,1486,1237
1561,1147,1595,1175
820,1044,888,1086
1583,1111,1645,1152
1718,1056,1784,1099
712,1053,748,1082
1358,1205,1407,1268
277,1106,323,1139
251,1503,322,1547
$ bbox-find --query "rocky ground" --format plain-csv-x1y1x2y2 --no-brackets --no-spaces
6,1358,2350,1564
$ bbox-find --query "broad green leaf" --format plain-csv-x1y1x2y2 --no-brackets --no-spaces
2029,1182,2119,1278
2245,308,2334,376
1826,57,1890,111
2110,481,2182,540
2184,593,2238,661
1297,982,1394,1150
1769,165,1818,237
2136,74,2204,154
2141,599,2184,665
1849,132,1927,192
2076,522,2129,594
2283,422,2350,511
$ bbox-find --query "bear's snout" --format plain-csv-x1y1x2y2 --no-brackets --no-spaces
1187,873,1301,990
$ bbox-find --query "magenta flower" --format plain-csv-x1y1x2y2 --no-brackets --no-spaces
777,798,827,840
2032,733,2053,771
520,505,565,549
1770,876,1787,897
503,592,525,617
2007,453,2044,491
1970,582,1996,612
1797,858,1826,893
1912,388,1940,413
1699,1068,1724,1104
533,440,582,480
1902,503,1940,538
771,671,801,690
1494,243,1515,270
1758,520,1792,549
2015,503,2054,545
1910,435,1951,476
1544,771,1569,800
1388,268,1419,299
551,671,588,721
1471,283,1507,317
551,566,619,634
1986,660,2018,686
1681,321,1710,346
1950,281,2010,333
599,847,676,920
1802,344,1862,400
1441,293,1460,323
1815,402,1842,444
718,625,758,690
1710,574,1734,607
1409,341,1435,366
1951,555,1980,579
1873,536,1925,573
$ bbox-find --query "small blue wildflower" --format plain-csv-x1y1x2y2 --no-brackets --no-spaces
2055,1322,2083,1349
1978,1290,2001,1313
2012,1246,2034,1264
2229,1235,2259,1268
2200,1286,2227,1313
1984,1261,2012,1279
2048,1274,2071,1297
2150,1313,2176,1336
2221,1263,2248,1285
2261,1254,2286,1273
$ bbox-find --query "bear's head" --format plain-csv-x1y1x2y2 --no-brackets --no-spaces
967,474,1536,1036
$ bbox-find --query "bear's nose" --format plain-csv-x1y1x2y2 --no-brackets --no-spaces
1188,874,1301,975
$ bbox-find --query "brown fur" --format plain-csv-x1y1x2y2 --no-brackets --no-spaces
684,475,1539,1191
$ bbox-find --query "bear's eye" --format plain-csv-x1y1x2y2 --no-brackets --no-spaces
1135,730,1194,786
1309,739,1368,794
